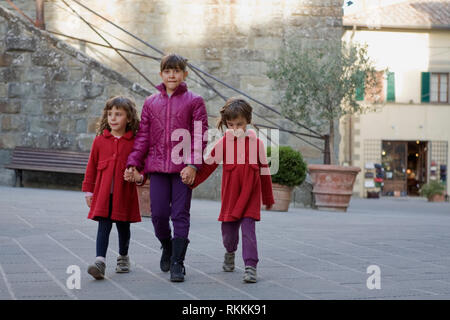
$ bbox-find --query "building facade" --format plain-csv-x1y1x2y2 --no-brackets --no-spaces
340,0,450,198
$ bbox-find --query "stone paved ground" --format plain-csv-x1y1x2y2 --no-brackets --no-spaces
1,185,450,300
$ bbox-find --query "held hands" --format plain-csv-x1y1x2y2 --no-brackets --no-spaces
85,196,92,208
123,167,135,182
180,166,196,185
123,166,143,184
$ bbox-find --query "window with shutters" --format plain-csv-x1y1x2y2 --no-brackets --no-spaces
355,71,365,101
386,72,395,102
355,71,385,103
421,72,430,103
430,73,449,103
365,71,384,103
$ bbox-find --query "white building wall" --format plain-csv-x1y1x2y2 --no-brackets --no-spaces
341,28,450,197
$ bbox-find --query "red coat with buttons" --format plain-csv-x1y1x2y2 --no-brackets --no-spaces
82,129,142,222
190,129,275,222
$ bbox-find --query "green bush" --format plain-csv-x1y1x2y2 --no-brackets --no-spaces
419,181,445,199
267,146,307,187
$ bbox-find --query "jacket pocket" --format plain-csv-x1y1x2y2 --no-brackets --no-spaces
95,160,109,187
97,160,109,171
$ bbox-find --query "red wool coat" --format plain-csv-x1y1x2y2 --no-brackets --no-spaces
82,129,142,222
191,130,275,222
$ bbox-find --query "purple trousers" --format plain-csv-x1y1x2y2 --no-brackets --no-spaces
150,172,192,240
221,218,258,268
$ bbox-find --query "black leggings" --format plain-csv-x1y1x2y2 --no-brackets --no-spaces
96,195,131,257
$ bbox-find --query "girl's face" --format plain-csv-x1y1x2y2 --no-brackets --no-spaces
226,115,248,137
107,106,129,136
160,68,188,95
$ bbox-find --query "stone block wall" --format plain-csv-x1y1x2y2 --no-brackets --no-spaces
0,5,222,199
0,5,150,186
1,0,343,163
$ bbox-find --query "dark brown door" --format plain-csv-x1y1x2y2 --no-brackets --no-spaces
382,141,407,195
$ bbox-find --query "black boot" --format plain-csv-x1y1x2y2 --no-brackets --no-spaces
159,238,172,272
170,238,189,282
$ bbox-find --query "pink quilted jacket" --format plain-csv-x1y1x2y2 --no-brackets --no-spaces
127,82,208,173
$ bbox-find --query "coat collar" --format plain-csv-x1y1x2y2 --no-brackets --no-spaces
156,82,188,97
103,129,134,140
224,128,258,141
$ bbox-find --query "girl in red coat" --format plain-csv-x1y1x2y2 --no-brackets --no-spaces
82,96,144,280
185,98,275,283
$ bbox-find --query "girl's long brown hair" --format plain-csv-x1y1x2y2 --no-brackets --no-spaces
96,96,140,136
216,97,253,132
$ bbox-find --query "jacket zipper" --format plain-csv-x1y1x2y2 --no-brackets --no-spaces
165,94,171,172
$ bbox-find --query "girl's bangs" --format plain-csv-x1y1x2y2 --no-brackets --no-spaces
106,97,132,111
222,107,242,121
161,55,187,71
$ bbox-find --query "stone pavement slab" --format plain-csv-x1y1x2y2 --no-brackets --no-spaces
1,186,450,300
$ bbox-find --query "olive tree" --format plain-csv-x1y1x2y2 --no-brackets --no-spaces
267,41,384,164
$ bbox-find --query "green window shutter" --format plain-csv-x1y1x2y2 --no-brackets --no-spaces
421,72,430,103
386,72,395,102
356,73,365,101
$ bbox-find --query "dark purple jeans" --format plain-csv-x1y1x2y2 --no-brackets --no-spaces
149,172,192,240
221,217,258,268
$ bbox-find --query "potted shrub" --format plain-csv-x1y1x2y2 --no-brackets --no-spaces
266,146,307,211
420,181,446,202
267,41,383,211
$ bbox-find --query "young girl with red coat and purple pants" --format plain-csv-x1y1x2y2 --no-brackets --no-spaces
126,54,208,282
187,98,274,283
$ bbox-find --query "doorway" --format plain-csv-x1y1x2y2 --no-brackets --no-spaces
381,140,428,196
406,141,428,195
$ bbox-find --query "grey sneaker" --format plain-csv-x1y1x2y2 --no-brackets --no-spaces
243,266,257,283
87,260,106,280
223,252,235,272
116,255,130,273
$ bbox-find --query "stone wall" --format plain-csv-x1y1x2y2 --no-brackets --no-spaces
0,5,150,187
1,0,343,161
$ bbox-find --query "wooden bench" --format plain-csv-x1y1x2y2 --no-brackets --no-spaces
4,146,90,187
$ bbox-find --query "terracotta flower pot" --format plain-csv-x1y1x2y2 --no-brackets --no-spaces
308,164,361,212
137,179,151,217
268,183,294,212
428,194,445,202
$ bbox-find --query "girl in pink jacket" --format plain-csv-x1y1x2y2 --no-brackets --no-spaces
126,53,208,282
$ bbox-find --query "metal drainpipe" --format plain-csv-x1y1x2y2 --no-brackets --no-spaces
35,0,45,30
